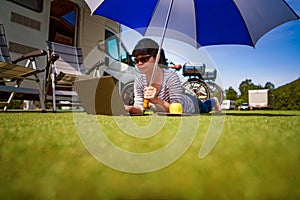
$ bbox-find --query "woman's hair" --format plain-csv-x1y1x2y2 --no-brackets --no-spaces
132,38,168,66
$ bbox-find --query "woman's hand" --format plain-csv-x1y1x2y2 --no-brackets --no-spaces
144,86,158,104
125,105,143,115
143,86,170,111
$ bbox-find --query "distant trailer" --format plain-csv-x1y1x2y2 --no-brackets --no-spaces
221,100,236,110
248,89,274,109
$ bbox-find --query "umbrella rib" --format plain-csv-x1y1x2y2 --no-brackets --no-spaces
282,0,300,20
193,0,199,48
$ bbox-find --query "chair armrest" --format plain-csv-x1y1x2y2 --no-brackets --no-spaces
86,60,105,74
47,53,59,68
48,53,59,63
12,50,47,64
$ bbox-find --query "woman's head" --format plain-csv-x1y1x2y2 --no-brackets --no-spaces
132,38,168,66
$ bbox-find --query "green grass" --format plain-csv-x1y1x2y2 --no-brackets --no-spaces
0,110,299,199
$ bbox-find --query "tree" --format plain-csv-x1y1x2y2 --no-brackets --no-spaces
238,79,263,102
264,82,275,90
235,98,245,107
273,78,300,110
225,86,238,100
238,79,253,102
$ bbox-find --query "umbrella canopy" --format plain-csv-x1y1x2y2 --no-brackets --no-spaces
85,0,299,48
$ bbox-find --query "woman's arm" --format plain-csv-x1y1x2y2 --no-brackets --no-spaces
144,85,170,112
127,76,146,115
151,96,170,112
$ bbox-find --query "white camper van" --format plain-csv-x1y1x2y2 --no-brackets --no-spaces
221,100,236,110
0,0,138,105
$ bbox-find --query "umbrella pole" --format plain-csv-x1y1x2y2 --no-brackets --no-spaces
144,0,174,109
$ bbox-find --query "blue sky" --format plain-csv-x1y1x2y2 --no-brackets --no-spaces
204,0,300,92
121,0,300,92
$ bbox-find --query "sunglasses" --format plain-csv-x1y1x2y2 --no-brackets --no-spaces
133,55,152,64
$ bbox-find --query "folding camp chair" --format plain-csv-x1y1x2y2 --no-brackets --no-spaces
45,41,90,112
0,24,50,112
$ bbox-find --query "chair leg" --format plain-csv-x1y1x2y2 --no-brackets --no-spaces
34,74,46,112
50,71,57,112
3,92,15,111
3,79,22,111
30,59,46,112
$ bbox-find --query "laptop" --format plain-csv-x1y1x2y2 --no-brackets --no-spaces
74,76,130,116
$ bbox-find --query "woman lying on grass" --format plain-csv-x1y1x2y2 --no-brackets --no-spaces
125,38,222,115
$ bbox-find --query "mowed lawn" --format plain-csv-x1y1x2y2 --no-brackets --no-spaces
0,110,299,199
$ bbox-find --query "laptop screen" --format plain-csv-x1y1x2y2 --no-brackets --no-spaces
74,76,129,116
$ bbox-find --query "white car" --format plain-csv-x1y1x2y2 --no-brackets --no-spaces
240,103,250,110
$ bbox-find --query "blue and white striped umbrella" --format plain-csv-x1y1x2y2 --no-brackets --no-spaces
85,0,299,48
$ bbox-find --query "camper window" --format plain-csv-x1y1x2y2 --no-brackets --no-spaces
105,29,132,65
7,0,43,13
